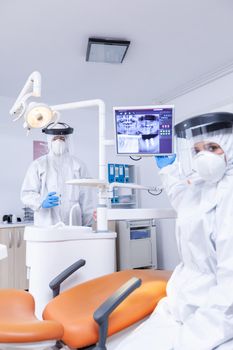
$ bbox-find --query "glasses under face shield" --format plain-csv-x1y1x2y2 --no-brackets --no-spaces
174,113,233,178
52,135,66,142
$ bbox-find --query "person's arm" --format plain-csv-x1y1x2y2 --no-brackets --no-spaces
155,156,189,210
20,161,42,211
174,187,233,350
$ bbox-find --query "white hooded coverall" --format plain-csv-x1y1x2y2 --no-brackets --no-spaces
21,150,94,227
116,132,233,350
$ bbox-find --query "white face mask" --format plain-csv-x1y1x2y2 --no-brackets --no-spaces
193,151,226,183
51,139,66,156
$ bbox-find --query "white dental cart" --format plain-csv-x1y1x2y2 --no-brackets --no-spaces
24,224,116,318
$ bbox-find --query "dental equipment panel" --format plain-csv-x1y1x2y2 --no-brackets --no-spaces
114,105,174,156
116,219,157,270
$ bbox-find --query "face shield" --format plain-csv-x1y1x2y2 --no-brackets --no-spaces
42,122,74,156
175,112,233,182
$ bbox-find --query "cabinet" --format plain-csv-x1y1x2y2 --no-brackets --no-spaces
116,219,157,271
0,226,28,289
108,164,139,208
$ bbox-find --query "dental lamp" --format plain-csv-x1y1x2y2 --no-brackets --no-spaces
24,103,54,129
10,71,57,130
11,71,162,232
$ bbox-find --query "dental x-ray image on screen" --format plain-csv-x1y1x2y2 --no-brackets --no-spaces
114,105,174,155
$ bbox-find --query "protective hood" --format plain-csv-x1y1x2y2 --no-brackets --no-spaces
43,122,73,157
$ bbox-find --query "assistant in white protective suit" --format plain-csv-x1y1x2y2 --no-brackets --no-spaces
21,122,94,227
115,112,233,350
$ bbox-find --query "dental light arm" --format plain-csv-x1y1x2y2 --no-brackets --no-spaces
108,182,162,192
66,179,163,195
107,182,163,199
50,100,111,231
10,71,41,122
51,99,106,184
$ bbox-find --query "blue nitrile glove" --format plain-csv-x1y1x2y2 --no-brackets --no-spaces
155,154,176,169
42,192,60,209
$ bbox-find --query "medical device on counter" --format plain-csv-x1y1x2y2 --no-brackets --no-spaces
114,105,174,156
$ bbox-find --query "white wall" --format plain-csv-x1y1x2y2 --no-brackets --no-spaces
169,70,233,121
0,96,42,219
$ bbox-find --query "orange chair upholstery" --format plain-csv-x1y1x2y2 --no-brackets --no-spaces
0,289,63,344
43,269,171,349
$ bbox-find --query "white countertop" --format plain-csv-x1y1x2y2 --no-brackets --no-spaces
107,208,177,221
24,225,116,241
0,222,32,229
0,208,177,229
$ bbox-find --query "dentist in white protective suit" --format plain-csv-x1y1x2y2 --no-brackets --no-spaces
116,112,233,350
21,122,94,227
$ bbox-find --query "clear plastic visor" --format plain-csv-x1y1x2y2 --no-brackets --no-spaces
46,133,74,155
176,126,233,177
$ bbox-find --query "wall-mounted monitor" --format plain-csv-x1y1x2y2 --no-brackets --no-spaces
113,105,174,156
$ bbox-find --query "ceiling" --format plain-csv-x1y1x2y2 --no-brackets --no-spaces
1,0,233,106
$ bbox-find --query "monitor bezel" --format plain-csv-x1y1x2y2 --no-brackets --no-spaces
113,104,175,157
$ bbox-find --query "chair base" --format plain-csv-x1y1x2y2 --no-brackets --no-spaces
0,340,56,350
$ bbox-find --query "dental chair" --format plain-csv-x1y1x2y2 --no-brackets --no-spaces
0,260,171,350
0,288,63,350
